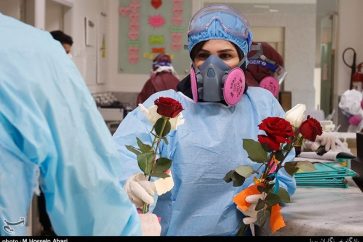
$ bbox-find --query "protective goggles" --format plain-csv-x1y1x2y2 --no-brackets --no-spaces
188,5,251,43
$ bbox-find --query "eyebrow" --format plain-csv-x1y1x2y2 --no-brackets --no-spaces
217,49,235,53
199,48,235,54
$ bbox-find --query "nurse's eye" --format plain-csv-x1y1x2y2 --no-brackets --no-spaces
196,52,210,60
219,53,232,60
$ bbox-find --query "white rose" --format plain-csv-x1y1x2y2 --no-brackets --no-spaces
284,104,306,128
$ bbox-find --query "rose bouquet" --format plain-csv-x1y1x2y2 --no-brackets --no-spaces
126,97,184,213
224,104,323,235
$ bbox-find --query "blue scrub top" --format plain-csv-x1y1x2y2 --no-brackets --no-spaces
113,88,296,235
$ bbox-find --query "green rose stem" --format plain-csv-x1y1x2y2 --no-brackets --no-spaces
262,128,301,183
142,117,170,214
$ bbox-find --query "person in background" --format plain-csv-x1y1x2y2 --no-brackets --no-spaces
50,30,73,56
245,42,286,98
136,54,180,104
113,4,296,235
0,13,160,236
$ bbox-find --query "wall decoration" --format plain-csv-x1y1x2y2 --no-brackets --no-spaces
151,0,162,9
148,15,166,28
118,0,191,74
148,35,165,45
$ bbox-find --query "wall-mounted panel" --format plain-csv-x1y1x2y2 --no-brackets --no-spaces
117,0,191,75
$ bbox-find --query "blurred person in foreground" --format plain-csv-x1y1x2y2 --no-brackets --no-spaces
0,13,160,236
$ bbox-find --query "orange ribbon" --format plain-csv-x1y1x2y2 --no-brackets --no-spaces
233,184,259,212
233,184,286,233
270,204,285,233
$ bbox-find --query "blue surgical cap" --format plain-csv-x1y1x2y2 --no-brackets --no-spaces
188,4,253,62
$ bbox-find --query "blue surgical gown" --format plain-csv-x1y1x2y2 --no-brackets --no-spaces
113,88,296,235
0,13,140,236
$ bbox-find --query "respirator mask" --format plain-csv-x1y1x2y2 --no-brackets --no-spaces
190,55,246,106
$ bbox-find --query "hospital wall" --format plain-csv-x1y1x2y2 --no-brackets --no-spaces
0,0,22,19
63,0,108,93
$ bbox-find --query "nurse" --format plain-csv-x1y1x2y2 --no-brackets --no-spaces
0,13,145,235
113,4,296,235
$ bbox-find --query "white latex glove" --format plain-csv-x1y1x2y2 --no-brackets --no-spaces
139,213,161,236
303,132,336,152
237,193,266,236
315,133,337,151
124,173,156,208
125,172,175,208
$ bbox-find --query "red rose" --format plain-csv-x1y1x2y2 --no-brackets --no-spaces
258,135,281,151
299,116,322,141
154,97,183,118
258,117,294,151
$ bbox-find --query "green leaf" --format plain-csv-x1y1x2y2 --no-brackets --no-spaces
296,160,316,172
137,151,154,175
265,192,280,206
255,199,266,211
125,145,141,156
266,183,274,192
223,170,246,187
162,137,169,145
283,143,292,152
277,187,291,203
284,161,299,176
154,118,171,137
234,165,255,178
232,174,245,187
152,157,172,174
224,170,234,183
243,139,268,163
136,137,152,152
257,185,265,193
255,209,270,227
236,223,248,236
275,150,284,161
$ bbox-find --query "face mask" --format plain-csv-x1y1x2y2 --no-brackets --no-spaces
190,55,246,106
67,53,73,59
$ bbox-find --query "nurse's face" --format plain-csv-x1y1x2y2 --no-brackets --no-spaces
193,39,240,69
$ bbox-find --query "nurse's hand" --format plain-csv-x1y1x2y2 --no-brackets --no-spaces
238,193,265,236
303,132,336,152
139,213,161,236
124,173,156,208
240,194,264,225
